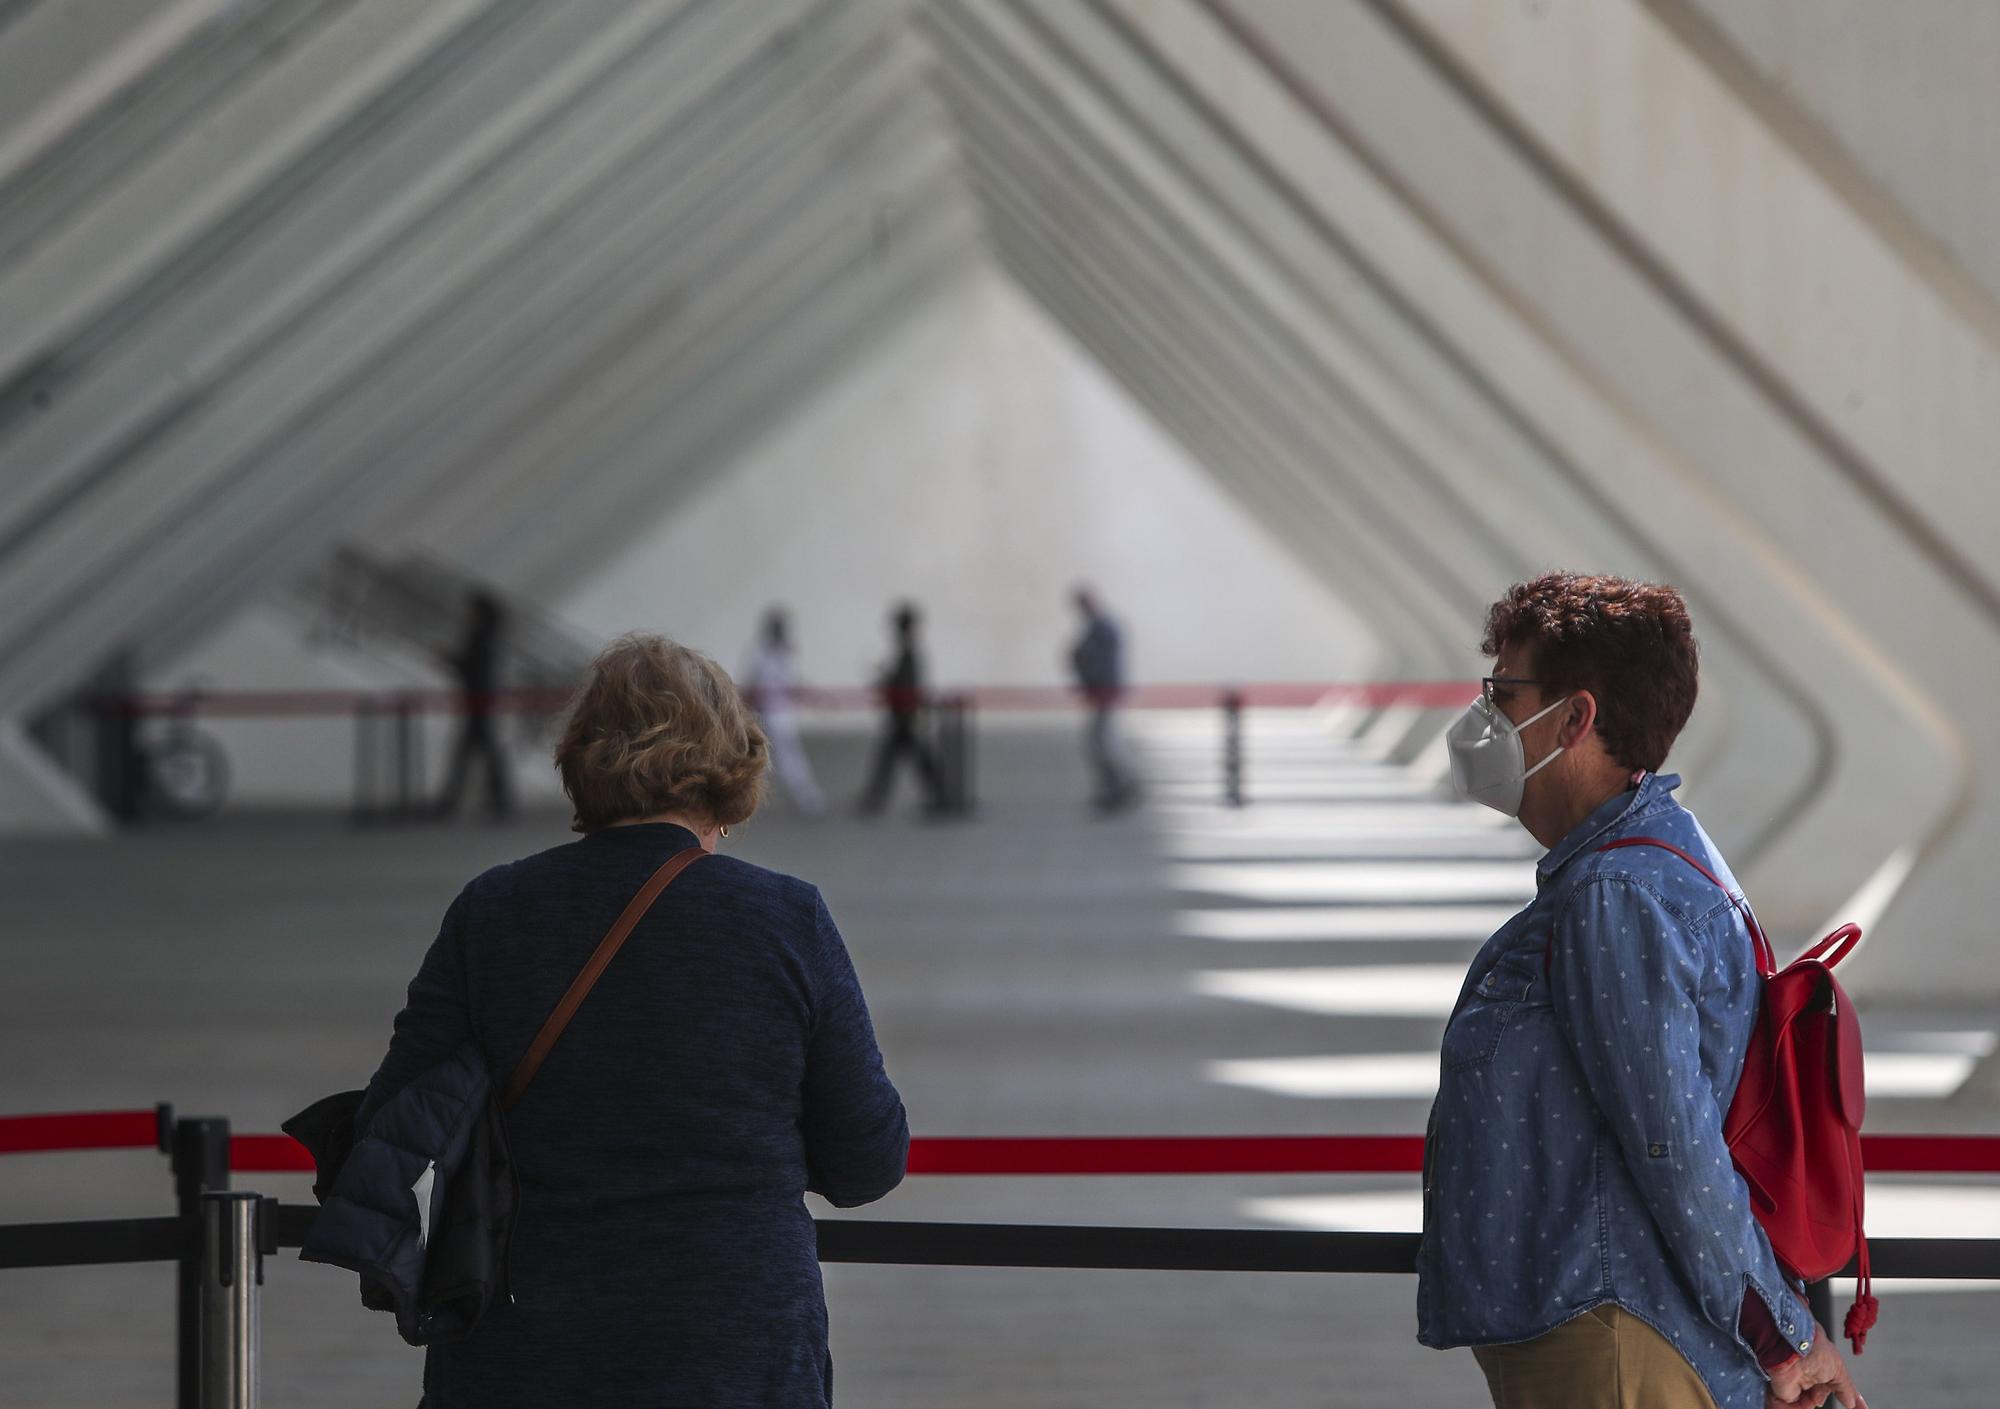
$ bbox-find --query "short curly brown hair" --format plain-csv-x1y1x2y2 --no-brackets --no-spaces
554,633,767,832
1480,572,1699,774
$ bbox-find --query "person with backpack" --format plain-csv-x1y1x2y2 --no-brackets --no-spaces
337,633,908,1407
1418,573,1867,1409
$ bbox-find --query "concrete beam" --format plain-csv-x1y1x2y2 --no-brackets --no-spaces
929,1,1471,681
0,0,842,713
1191,0,1970,987
153,8,940,659
0,0,509,391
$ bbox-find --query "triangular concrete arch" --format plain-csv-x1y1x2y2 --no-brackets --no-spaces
0,0,1993,1010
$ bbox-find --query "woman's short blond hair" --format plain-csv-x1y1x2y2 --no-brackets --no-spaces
554,633,767,832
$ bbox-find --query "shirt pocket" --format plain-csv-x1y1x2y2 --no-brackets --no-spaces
1442,964,1541,1072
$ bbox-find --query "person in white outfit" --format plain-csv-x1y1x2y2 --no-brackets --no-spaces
742,608,827,817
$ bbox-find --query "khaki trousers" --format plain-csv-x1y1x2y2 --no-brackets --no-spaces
1471,1305,1719,1409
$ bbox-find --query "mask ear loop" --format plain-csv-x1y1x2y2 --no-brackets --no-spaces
1516,694,1574,781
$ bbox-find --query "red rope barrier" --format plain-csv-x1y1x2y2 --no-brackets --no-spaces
0,1110,158,1155
229,1135,315,1174
906,1136,1426,1175
107,681,1477,720
9,1117,1999,1179
1861,1135,2000,1174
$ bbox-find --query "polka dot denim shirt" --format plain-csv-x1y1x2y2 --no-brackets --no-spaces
1416,774,1812,1409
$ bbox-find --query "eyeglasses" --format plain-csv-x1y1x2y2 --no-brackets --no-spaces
1481,675,1553,704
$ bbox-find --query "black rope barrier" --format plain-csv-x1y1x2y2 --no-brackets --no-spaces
0,1215,182,1269
5,1210,1997,1280
812,1221,1421,1272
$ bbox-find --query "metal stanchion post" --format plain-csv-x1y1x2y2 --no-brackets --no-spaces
98,692,144,823
957,695,976,815
412,699,427,817
394,696,414,818
945,695,973,816
932,699,954,814
198,1192,261,1409
1222,690,1244,808
929,695,969,817
173,1117,231,1409
1807,1278,1834,1344
352,700,376,825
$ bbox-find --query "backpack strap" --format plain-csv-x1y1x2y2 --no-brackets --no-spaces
501,846,708,1109
1844,1135,1878,1352
1798,923,1866,971
1595,839,1879,1351
1594,837,1776,978
1538,836,1778,980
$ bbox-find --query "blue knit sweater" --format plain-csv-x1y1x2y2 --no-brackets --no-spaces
357,823,909,1408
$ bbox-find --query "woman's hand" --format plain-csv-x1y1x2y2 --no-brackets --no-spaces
1766,1322,1867,1409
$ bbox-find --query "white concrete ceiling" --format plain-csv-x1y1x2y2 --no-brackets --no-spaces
3,0,1999,1002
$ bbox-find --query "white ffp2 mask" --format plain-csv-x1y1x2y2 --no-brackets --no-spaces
1445,693,1571,817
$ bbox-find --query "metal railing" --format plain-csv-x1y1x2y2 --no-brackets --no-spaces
5,1108,1998,1404
72,678,1470,822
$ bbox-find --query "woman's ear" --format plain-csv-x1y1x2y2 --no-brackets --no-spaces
1562,691,1598,749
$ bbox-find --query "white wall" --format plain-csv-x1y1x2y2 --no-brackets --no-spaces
557,264,1380,691
1258,0,1992,996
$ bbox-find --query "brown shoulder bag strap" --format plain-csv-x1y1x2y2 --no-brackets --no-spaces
501,845,708,1109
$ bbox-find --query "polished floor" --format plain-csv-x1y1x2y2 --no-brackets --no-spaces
2,713,1994,1407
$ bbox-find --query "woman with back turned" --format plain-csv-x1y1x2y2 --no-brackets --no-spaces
1418,573,1865,1409
358,632,909,1407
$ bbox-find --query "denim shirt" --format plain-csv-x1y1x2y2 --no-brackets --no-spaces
1416,774,1813,1409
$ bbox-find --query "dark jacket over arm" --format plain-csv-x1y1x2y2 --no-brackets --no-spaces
342,825,906,1409
356,893,476,1134
802,894,910,1205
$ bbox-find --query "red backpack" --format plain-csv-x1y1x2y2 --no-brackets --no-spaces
1596,837,1876,1353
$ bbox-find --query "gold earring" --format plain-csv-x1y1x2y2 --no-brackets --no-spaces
719,824,730,839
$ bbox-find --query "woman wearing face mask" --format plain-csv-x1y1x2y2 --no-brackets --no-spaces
1417,573,1866,1409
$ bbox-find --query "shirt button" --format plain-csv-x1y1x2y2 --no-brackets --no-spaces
1647,1142,1667,1157
1799,1339,1812,1352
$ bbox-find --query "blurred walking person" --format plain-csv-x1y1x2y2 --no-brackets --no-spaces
435,588,513,819
1069,587,1138,813
857,602,944,816
742,607,826,817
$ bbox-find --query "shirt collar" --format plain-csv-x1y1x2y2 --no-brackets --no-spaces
1536,772,1681,882
583,821,702,851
